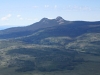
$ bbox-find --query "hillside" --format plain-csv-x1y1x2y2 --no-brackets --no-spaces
0,16,69,39
0,17,100,75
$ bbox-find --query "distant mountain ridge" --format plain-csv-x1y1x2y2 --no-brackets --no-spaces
0,16,70,39
0,16,100,39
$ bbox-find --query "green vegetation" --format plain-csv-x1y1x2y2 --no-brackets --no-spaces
0,19,100,75
7,48,84,72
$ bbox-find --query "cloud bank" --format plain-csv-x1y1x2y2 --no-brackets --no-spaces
1,14,12,21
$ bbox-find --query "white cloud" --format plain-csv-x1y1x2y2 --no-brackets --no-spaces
7,14,11,17
17,15,24,20
19,18,23,20
65,5,91,11
33,6,39,8
82,6,91,11
45,5,49,8
1,14,12,21
17,15,21,18
54,5,57,9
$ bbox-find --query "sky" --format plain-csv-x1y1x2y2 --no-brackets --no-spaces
0,0,100,29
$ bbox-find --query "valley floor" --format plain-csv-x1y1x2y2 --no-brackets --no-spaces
0,53,100,75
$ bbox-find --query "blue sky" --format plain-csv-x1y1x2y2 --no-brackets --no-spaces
0,0,100,29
